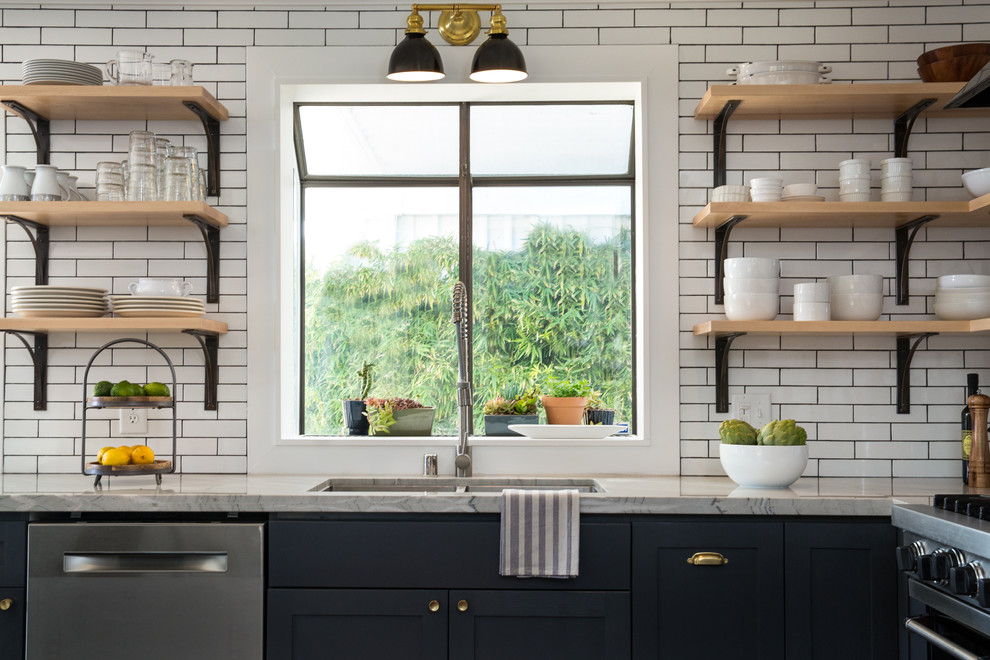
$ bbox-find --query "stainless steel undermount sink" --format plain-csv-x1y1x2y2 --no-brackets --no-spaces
309,477,605,494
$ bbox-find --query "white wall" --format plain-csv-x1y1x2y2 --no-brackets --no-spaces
1,1,989,477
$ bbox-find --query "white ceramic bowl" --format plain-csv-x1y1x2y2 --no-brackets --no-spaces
712,184,751,202
828,274,883,294
881,157,912,174
938,274,990,289
935,298,990,320
880,191,913,202
793,301,830,321
963,167,990,198
751,191,783,202
830,292,883,320
719,443,809,488
881,175,912,190
839,159,871,168
724,292,779,321
793,282,830,302
724,277,780,294
839,192,871,202
737,71,830,85
750,177,783,188
724,257,780,279
839,178,871,192
783,183,817,198
935,291,990,302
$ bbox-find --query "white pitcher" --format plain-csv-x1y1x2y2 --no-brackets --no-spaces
0,164,30,201
30,164,61,202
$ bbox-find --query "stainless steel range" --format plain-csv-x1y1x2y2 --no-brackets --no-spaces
893,495,990,659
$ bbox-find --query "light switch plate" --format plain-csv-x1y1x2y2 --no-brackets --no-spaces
731,393,771,427
119,408,148,435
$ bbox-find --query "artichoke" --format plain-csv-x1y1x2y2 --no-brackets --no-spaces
757,419,807,446
719,419,758,445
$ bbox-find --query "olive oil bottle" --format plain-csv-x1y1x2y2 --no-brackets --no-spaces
962,373,979,485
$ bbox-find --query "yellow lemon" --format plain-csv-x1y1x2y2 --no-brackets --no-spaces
131,446,155,465
117,445,135,460
101,448,131,466
95,446,115,464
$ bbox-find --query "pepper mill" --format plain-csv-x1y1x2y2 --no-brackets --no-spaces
968,393,990,488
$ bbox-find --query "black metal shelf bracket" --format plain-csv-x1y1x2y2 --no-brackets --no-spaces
715,332,746,413
896,332,936,414
4,330,48,410
184,214,220,304
714,215,748,304
0,100,51,165
182,101,221,197
895,215,938,305
3,215,49,285
894,98,936,159
183,329,219,411
712,100,741,188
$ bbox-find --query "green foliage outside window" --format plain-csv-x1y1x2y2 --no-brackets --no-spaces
303,222,632,435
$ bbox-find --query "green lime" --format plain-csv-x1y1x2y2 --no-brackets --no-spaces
109,380,144,397
93,380,113,397
144,382,170,397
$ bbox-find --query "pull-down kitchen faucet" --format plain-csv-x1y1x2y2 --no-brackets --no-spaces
453,281,473,477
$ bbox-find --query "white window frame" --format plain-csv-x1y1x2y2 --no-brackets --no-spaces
247,45,679,475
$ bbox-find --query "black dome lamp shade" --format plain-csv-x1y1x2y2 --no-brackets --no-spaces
470,9,527,83
387,9,445,82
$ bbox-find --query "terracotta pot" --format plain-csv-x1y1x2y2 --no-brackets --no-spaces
541,396,587,425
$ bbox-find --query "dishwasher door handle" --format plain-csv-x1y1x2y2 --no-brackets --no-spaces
63,551,228,573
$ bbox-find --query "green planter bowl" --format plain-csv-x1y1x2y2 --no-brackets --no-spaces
385,407,436,436
484,414,540,436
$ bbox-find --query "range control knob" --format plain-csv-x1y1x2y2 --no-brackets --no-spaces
918,549,964,583
950,563,985,597
917,554,937,581
896,541,926,572
978,577,990,608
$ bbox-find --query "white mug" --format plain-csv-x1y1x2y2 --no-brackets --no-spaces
128,278,192,296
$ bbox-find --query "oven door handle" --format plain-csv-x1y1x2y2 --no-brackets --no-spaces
906,615,990,660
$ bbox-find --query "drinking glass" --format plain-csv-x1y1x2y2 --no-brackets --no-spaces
169,59,194,86
163,156,192,201
152,62,171,86
106,50,153,86
97,182,125,202
125,163,158,201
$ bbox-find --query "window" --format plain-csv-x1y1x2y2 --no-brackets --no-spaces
295,101,634,436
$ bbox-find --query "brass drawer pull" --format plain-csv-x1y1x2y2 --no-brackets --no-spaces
687,552,728,566
0,598,12,611
428,600,440,612
457,600,469,612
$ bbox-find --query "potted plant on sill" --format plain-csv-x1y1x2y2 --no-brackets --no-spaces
541,376,591,425
483,386,540,436
342,361,375,436
584,390,616,426
365,397,435,436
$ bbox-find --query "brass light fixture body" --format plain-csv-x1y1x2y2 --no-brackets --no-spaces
388,4,527,83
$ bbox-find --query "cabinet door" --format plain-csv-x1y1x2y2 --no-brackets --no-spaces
449,589,630,660
266,589,447,660
0,587,24,660
632,521,784,660
784,521,897,660
0,521,26,586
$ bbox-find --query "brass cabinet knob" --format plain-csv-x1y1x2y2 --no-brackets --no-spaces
428,599,440,612
686,552,728,566
0,598,12,611
457,600,469,612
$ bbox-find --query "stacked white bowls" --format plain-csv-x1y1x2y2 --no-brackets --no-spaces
962,167,990,198
749,178,783,202
793,282,830,321
935,274,990,320
880,158,912,202
723,258,780,321
838,159,871,202
712,184,751,202
828,274,883,320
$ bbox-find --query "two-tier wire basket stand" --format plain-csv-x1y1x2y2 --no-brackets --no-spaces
80,338,177,487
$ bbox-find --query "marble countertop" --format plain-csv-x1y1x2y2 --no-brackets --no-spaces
0,473,972,516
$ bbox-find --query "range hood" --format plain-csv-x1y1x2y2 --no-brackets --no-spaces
944,61,990,109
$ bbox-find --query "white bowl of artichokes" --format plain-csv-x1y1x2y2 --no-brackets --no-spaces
718,419,808,488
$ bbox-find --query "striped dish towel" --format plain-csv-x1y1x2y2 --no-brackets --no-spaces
499,488,580,578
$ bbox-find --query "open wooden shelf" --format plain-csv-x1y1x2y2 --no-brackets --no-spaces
693,195,990,228
693,319,990,337
693,82,989,120
0,200,228,228
0,85,228,122
0,316,227,334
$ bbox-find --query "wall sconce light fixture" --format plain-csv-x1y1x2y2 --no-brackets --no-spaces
387,4,527,83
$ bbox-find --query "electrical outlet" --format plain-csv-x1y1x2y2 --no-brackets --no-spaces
731,393,771,427
119,408,148,435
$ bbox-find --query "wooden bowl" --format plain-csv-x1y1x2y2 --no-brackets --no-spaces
918,43,990,66
918,54,990,82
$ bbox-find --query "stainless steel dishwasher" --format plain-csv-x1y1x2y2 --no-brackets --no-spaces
26,522,264,660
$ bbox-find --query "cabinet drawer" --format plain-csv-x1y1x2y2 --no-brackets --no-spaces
269,518,630,590
0,586,24,660
0,521,26,587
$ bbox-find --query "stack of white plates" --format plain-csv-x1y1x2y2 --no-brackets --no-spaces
111,295,205,318
10,285,109,318
22,59,103,86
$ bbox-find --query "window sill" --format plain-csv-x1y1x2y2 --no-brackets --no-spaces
276,434,646,447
